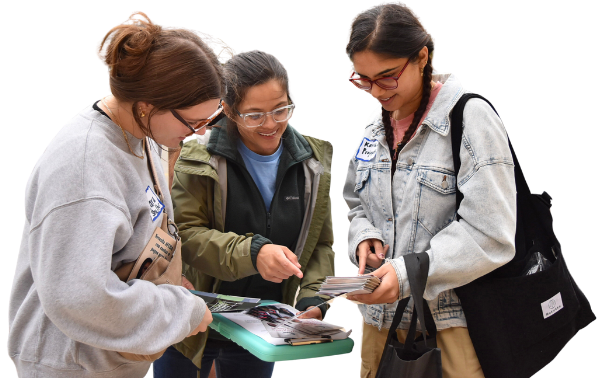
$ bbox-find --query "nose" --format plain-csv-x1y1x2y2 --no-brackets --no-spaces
369,84,386,99
195,127,206,136
261,114,278,129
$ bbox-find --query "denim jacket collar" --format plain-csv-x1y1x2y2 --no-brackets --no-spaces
368,73,465,146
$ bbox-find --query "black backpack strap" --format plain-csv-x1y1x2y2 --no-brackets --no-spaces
451,94,495,219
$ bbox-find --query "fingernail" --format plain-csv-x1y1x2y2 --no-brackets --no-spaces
379,254,385,259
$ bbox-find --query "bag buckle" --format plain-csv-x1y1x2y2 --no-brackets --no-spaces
167,219,180,239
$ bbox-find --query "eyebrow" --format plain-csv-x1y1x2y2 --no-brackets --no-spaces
243,101,289,113
356,64,403,79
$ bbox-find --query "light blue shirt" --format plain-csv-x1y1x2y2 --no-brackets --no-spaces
237,140,283,211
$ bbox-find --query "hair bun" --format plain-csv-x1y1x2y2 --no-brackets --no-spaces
100,12,163,78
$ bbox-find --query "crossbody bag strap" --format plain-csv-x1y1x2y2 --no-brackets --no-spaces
144,138,165,202
144,138,179,239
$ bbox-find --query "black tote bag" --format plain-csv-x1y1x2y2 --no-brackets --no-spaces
375,253,442,378
450,94,596,378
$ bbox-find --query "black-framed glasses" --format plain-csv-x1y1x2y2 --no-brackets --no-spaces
171,100,223,135
236,103,295,128
349,58,412,91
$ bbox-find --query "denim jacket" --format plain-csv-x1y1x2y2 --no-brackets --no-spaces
343,73,517,330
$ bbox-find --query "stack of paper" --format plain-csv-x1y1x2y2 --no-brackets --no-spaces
317,275,381,296
219,303,352,346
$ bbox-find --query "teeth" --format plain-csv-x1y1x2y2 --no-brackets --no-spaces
258,130,277,136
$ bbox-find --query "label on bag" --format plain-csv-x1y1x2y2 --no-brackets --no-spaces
355,138,378,161
146,185,165,222
126,226,176,282
541,292,564,319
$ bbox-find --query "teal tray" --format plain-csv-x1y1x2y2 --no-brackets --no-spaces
209,301,354,362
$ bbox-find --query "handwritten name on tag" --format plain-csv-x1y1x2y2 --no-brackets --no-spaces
355,138,378,161
146,186,165,222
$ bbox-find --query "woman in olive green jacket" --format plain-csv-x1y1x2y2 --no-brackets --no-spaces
153,51,335,378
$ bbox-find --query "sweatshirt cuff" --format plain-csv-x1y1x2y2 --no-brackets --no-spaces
190,294,207,332
295,296,329,318
250,234,272,270
388,257,410,300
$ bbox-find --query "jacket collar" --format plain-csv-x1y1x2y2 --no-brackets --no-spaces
369,73,465,139
206,118,313,165
420,73,465,136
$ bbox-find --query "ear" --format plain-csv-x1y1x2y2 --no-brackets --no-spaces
137,101,154,117
222,102,236,119
417,46,429,69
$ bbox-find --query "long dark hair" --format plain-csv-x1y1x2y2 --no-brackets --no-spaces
222,50,291,140
346,3,434,154
99,12,225,137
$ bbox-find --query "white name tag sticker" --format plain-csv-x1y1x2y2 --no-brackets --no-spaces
355,137,378,161
541,292,564,319
146,186,165,222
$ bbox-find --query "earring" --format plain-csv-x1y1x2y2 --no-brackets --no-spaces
420,67,424,76
139,108,146,118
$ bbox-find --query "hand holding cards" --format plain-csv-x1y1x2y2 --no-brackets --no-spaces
317,275,381,296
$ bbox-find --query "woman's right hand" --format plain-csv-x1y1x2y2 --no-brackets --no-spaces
256,244,303,283
187,307,213,337
356,239,389,274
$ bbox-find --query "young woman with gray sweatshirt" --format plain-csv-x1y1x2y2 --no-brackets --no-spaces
8,13,224,378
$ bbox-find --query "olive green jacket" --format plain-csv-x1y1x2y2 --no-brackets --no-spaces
172,131,334,368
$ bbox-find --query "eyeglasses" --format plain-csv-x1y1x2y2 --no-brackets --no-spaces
237,103,295,128
349,58,412,91
171,100,223,135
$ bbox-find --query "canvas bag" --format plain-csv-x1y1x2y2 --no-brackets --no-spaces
375,253,443,378
114,138,183,361
451,94,596,378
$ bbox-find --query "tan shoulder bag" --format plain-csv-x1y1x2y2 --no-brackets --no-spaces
114,139,183,361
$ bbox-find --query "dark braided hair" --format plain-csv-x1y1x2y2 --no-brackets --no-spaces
347,3,434,157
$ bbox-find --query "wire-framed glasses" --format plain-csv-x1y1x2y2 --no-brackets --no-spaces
237,104,295,128
349,58,412,91
171,100,223,135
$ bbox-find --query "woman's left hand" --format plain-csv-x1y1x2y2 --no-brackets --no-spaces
297,306,323,320
181,275,195,290
346,263,399,305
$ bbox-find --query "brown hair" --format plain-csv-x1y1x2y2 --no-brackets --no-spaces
346,3,434,156
222,50,291,140
99,12,224,137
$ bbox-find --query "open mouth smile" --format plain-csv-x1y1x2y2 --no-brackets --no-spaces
258,130,277,137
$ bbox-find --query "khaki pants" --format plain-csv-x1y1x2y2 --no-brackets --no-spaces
361,322,484,378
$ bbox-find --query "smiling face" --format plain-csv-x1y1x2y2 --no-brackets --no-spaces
141,98,222,148
233,79,289,156
351,48,427,119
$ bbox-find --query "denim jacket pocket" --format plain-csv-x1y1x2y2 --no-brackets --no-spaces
354,167,372,211
415,168,457,237
354,168,370,192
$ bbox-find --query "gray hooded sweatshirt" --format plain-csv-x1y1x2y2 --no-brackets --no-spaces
8,106,206,377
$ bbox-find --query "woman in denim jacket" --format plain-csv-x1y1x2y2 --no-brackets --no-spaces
343,4,516,378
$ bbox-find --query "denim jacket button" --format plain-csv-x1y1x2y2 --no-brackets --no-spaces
407,158,414,166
